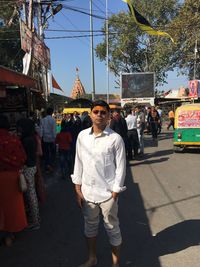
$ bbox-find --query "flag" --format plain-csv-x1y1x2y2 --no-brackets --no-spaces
52,75,64,92
122,0,174,42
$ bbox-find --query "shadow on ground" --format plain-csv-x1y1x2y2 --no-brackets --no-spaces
1,144,198,266
137,220,200,266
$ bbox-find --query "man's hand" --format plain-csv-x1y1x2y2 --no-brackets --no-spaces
112,192,119,201
75,184,84,208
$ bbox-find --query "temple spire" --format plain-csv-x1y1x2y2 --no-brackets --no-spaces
76,66,79,78
70,67,86,99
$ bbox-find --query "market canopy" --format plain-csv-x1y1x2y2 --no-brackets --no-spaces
0,65,38,89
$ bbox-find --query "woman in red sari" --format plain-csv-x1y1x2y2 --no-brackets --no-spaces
0,115,27,246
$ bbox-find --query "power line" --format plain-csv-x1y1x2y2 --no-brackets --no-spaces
45,29,104,32
96,0,114,15
45,33,114,39
60,10,90,45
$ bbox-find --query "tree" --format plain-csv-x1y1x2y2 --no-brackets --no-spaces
96,0,180,86
169,0,200,79
0,0,23,71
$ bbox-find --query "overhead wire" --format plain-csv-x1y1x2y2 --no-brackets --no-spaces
60,10,90,45
96,0,115,15
45,33,115,39
0,2,200,41
0,3,200,31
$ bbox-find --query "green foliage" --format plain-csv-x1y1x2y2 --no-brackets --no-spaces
96,0,180,86
169,0,200,79
0,0,23,71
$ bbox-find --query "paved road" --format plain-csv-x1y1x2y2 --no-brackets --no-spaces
1,129,200,267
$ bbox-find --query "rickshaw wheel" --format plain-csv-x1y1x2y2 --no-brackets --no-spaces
173,145,185,153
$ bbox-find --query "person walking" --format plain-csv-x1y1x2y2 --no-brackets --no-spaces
71,100,126,267
167,109,175,130
17,118,40,230
0,115,27,246
41,107,56,172
147,106,160,140
55,124,72,179
125,108,139,159
135,106,145,155
110,109,128,155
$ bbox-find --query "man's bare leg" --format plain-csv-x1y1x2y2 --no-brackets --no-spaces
111,245,121,267
79,237,97,267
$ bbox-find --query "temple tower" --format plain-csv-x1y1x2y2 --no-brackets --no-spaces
70,67,86,99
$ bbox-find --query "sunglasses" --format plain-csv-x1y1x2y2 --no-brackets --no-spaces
92,110,107,115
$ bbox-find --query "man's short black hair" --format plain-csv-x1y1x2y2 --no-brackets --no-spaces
112,109,120,114
91,100,110,112
46,107,54,115
126,108,132,115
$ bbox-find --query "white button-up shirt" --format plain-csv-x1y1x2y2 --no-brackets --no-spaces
71,126,126,203
125,114,137,130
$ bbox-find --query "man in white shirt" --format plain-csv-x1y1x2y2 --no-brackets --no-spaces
135,106,145,155
41,107,56,171
125,108,139,159
71,100,126,267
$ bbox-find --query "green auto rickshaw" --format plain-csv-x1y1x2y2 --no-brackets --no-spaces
173,103,200,152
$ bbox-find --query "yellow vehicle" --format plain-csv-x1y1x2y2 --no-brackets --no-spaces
173,103,200,152
54,107,91,133
62,107,91,115
62,105,121,115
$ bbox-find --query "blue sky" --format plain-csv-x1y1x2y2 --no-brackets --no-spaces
44,0,188,97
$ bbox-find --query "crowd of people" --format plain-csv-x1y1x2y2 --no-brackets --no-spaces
0,102,174,266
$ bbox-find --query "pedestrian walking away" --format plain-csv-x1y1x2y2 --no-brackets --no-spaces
125,108,139,159
135,106,145,155
167,109,175,130
41,107,57,172
71,100,126,267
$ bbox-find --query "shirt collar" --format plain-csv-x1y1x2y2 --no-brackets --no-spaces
89,125,110,136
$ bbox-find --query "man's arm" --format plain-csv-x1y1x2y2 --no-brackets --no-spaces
74,184,84,208
71,135,84,207
112,136,126,199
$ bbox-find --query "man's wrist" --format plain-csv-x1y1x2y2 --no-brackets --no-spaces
75,184,81,192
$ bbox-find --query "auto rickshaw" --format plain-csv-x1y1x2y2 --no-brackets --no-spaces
173,103,200,152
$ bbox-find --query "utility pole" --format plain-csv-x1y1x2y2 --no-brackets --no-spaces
194,39,198,80
37,0,48,101
28,0,33,30
37,2,62,101
90,0,95,101
22,2,27,24
106,0,109,104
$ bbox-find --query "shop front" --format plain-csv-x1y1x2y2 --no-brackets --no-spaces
0,65,43,128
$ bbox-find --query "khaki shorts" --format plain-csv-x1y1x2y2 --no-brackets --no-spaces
82,197,122,246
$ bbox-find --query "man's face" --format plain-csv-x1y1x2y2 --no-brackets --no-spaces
112,111,119,118
90,106,110,127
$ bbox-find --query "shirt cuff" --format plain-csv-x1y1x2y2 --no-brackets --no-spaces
112,185,126,193
71,174,82,185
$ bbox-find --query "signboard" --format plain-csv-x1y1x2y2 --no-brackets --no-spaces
20,20,50,68
188,80,200,98
178,110,200,128
121,72,155,99
121,97,154,107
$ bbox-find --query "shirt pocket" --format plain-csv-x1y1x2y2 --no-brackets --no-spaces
104,152,115,183
104,152,113,166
